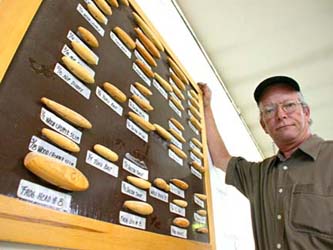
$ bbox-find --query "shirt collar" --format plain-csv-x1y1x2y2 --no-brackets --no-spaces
276,134,323,161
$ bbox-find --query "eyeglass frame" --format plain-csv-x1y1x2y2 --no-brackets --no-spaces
259,99,306,119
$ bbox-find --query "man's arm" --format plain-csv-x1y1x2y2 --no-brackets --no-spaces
199,83,232,172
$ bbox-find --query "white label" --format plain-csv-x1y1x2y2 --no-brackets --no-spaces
170,92,181,104
86,150,119,178
132,63,151,86
187,90,193,99
168,121,183,136
128,99,149,121
189,121,199,135
17,179,71,212
126,119,148,143
170,225,187,239
123,157,149,180
194,195,205,208
119,211,146,230
149,186,168,203
61,44,95,77
28,136,77,167
169,78,176,87
40,108,82,144
130,85,150,104
153,79,168,99
170,136,182,150
194,212,207,224
168,149,183,166
191,167,202,180
134,50,151,69
170,183,185,198
96,87,123,116
169,100,182,117
169,202,186,217
189,141,200,151
190,152,203,166
110,31,132,58
121,181,147,201
77,3,105,36
54,63,91,100
67,30,99,64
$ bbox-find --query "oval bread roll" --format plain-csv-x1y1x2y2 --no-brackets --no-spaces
194,193,207,201
71,41,97,65
135,59,154,78
173,217,190,228
41,97,92,129
153,178,170,192
135,41,157,67
42,128,80,153
103,82,127,103
168,144,187,159
196,227,209,234
93,144,119,162
113,26,136,50
62,56,95,84
173,199,188,208
87,3,107,24
94,0,112,15
127,176,151,190
24,152,89,191
197,209,207,216
128,111,155,132
133,82,152,96
170,178,189,190
77,26,99,48
132,95,154,112
123,200,153,215
134,27,160,59
154,124,172,141
154,73,173,92
170,118,185,131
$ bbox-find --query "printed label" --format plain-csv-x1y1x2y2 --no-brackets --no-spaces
187,90,193,99
170,136,183,150
168,121,183,136
96,87,123,116
189,121,199,135
123,157,149,180
128,99,149,121
17,179,71,212
132,63,151,86
130,85,150,103
121,181,147,201
54,63,91,100
194,195,205,208
190,152,203,166
168,149,183,166
61,44,95,77
119,211,146,230
149,186,168,203
170,202,186,217
28,136,77,167
67,30,99,64
170,183,185,198
110,31,132,58
194,212,207,224
170,225,187,239
191,166,202,180
126,119,148,143
40,108,82,144
77,3,105,36
86,150,119,178
153,79,168,99
134,50,151,69
169,100,182,117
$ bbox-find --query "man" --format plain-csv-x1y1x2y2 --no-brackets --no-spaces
199,76,333,250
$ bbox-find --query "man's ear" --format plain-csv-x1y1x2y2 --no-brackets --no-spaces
260,117,269,134
303,105,311,123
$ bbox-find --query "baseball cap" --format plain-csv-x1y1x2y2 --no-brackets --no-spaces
254,76,300,104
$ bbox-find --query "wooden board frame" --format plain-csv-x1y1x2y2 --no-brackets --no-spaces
0,0,216,249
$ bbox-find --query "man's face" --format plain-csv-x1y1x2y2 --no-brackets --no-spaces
259,84,311,147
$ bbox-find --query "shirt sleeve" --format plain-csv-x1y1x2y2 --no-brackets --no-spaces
225,156,260,198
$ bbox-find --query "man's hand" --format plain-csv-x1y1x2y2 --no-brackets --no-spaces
198,82,212,108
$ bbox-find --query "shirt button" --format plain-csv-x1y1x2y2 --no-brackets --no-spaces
278,188,283,193
277,214,282,220
283,165,288,170
277,243,282,249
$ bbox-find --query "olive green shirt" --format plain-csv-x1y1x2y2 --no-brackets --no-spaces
226,135,333,250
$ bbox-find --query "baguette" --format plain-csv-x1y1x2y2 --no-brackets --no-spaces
169,128,186,143
77,26,99,48
191,161,206,173
41,97,92,129
128,111,155,132
170,96,184,111
41,128,80,153
93,144,119,162
24,152,89,191
189,97,200,110
61,56,95,84
134,27,160,59
113,26,136,50
135,59,154,78
153,124,172,141
71,41,97,65
189,116,202,131
119,0,129,6
135,41,157,67
190,89,199,101
103,82,127,103
191,137,202,149
171,84,185,101
189,105,201,121
107,0,119,8
191,148,204,160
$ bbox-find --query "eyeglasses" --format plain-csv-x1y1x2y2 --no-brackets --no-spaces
260,100,303,119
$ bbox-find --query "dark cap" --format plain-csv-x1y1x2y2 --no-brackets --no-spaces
254,76,300,103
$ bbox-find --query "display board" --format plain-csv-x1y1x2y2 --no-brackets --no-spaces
0,0,215,249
